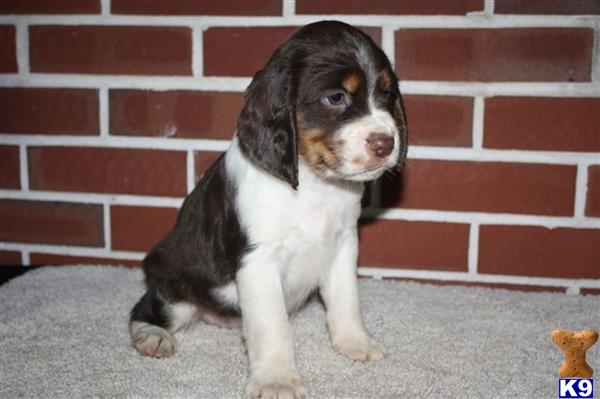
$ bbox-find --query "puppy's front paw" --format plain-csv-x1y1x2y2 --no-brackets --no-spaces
131,322,176,358
333,333,384,362
246,369,307,399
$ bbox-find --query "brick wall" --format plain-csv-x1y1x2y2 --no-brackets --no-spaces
1,0,599,294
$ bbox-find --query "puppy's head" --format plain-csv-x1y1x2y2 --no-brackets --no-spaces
237,21,408,189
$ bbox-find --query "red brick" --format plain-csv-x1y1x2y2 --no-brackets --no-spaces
194,151,223,184
0,88,99,135
110,205,178,252
0,145,20,189
581,288,600,296
0,250,22,265
0,0,100,14
111,0,281,15
204,26,381,77
28,147,187,197
479,225,600,279
404,95,473,147
110,90,243,139
30,25,191,75
358,219,469,271
0,25,17,73
29,253,140,267
495,0,600,14
0,200,104,246
381,160,576,216
484,97,600,152
586,166,600,217
297,0,482,14
395,28,593,82
381,277,566,293
204,27,293,77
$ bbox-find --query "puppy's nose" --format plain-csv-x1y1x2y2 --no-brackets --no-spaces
366,133,394,158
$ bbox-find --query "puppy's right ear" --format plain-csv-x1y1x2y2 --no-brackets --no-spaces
393,94,408,170
236,53,298,189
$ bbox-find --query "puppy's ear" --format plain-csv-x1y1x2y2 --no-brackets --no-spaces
236,54,298,189
393,94,408,169
378,67,408,169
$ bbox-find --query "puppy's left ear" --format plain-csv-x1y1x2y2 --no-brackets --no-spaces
236,52,298,189
393,93,408,169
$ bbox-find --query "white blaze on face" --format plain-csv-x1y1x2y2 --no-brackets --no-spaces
333,97,400,181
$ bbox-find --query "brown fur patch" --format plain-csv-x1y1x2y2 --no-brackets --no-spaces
298,128,340,170
341,73,361,94
377,70,393,91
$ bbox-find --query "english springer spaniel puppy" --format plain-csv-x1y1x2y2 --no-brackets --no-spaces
130,20,407,398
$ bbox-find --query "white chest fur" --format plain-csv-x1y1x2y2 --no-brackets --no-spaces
224,139,363,312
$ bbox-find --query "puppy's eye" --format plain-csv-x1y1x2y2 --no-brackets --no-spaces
325,92,346,106
382,90,395,100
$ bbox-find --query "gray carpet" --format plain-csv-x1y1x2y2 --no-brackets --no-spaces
1,266,598,398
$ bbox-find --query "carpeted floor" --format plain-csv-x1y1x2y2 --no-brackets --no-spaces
1,266,598,398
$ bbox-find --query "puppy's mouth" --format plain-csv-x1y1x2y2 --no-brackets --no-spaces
328,152,399,181
343,166,386,179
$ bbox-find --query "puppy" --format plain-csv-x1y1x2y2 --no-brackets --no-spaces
130,20,407,398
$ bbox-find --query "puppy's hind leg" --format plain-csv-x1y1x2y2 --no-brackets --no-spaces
130,290,197,358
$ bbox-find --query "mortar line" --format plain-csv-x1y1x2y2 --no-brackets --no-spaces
187,150,196,194
574,162,590,218
99,88,109,137
468,223,479,275
472,96,485,149
18,145,29,191
100,0,110,15
103,201,112,250
15,20,29,75
192,26,204,77
282,0,295,17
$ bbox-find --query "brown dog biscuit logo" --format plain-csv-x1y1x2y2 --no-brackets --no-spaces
551,328,598,378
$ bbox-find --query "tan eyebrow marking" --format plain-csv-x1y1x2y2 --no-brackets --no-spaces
377,70,393,91
341,72,361,94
